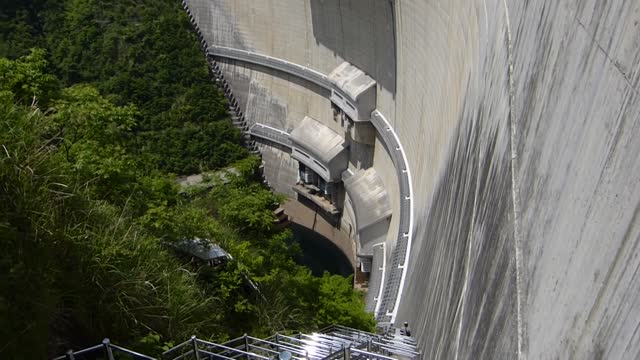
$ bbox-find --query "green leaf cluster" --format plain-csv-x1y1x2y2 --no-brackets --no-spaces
1,0,247,175
0,2,376,357
0,47,58,105
0,78,224,358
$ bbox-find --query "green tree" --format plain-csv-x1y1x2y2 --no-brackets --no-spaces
0,47,58,105
0,3,378,355
0,53,227,358
209,182,283,235
50,84,138,202
315,273,376,331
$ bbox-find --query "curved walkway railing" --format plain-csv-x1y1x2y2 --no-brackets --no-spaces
207,45,357,106
203,36,413,325
208,46,331,89
370,110,414,324
248,123,292,148
365,242,386,314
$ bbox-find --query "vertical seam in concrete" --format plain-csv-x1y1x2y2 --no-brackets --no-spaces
389,0,398,98
454,138,483,360
503,1,527,359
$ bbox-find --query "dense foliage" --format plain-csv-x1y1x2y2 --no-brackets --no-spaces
1,0,248,174
0,1,375,358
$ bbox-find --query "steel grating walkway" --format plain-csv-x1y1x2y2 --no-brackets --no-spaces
54,325,420,360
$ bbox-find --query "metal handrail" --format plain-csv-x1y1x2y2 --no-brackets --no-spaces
270,334,335,357
53,344,103,360
53,328,421,360
245,336,309,357
373,343,421,356
53,339,156,360
351,348,397,360
196,338,271,360
163,349,194,360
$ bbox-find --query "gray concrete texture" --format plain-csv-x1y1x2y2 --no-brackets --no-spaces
185,0,640,358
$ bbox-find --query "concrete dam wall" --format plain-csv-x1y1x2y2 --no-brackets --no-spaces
184,0,640,358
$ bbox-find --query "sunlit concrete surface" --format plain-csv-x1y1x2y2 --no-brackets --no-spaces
184,0,640,358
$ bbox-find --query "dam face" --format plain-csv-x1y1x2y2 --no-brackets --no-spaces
184,0,640,358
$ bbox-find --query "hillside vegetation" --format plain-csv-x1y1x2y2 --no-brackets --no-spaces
0,1,374,358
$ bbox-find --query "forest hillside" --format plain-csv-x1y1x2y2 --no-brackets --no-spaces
0,1,374,358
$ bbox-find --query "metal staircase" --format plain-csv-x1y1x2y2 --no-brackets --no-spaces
54,325,420,360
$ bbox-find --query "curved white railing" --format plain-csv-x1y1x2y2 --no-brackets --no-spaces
248,123,292,148
207,46,360,109
370,110,414,324
207,46,413,324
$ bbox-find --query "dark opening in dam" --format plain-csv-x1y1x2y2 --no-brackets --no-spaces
290,223,353,277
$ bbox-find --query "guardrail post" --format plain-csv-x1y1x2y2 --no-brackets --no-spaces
244,334,250,360
191,335,201,360
343,347,350,360
102,338,115,360
64,349,75,360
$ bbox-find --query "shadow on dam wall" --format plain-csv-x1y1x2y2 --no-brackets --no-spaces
397,104,518,358
309,0,397,95
290,223,354,278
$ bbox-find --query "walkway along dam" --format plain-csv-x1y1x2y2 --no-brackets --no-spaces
183,1,640,359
